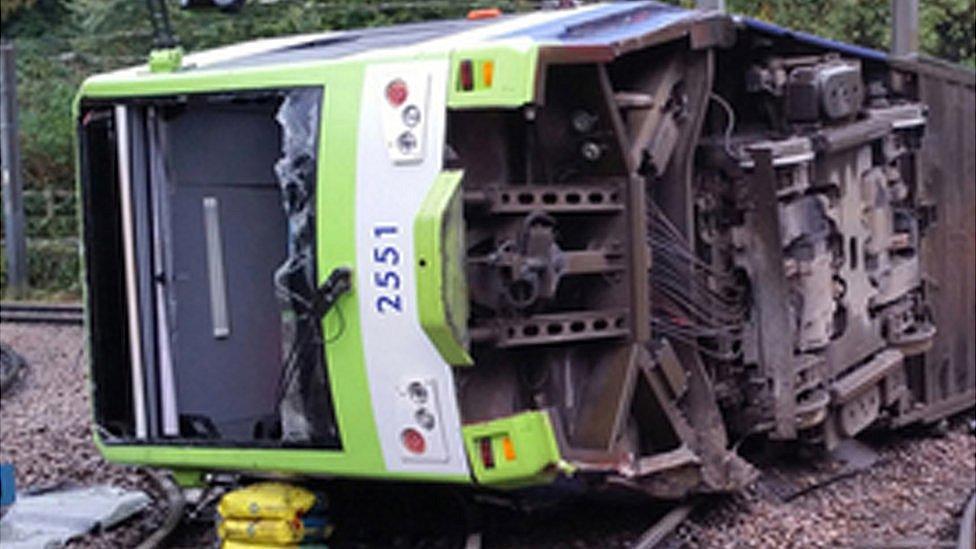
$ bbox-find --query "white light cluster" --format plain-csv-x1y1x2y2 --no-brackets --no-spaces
395,378,449,463
380,74,430,165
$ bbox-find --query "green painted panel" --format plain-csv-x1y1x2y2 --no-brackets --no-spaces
170,469,205,488
96,438,466,483
414,170,473,366
447,41,539,109
148,48,184,73
80,61,348,99
312,63,386,476
462,411,570,487
74,41,538,484
75,61,442,481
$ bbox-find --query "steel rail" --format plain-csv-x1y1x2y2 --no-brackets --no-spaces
0,301,82,312
959,490,976,549
0,302,84,325
633,502,695,549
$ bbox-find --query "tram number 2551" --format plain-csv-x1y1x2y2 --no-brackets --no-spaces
372,224,402,314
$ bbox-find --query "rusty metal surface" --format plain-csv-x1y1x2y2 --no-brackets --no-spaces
472,309,630,348
572,344,642,451
743,148,797,440
464,183,626,214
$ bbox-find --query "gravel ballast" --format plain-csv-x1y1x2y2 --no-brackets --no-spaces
672,426,975,548
1,322,973,548
0,323,165,547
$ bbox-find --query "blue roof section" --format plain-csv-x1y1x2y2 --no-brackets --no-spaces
495,1,890,64
740,16,889,63
499,1,697,45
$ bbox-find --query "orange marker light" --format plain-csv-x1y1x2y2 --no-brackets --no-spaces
467,8,502,20
482,60,495,88
502,435,516,461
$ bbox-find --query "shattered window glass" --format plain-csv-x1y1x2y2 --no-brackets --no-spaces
273,88,339,444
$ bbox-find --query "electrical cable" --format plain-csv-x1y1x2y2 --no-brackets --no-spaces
274,318,321,405
709,92,741,161
647,196,747,358
274,297,345,412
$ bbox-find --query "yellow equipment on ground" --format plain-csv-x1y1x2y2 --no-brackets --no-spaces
217,482,330,548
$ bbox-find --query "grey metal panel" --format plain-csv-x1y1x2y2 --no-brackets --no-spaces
914,60,976,411
203,18,504,71
169,184,287,439
149,107,180,436
163,104,288,440
165,103,282,187
128,108,160,438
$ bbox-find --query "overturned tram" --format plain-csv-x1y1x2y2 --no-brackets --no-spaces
77,1,975,497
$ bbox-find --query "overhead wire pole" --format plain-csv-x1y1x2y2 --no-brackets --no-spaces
891,0,919,56
146,0,179,49
695,0,725,11
1,41,27,298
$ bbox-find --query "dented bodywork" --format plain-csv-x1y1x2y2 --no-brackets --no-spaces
76,2,975,496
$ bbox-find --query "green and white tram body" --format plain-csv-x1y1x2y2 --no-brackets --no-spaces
77,2,976,496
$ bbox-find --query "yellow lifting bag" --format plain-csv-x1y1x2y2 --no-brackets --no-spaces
218,517,302,545
220,539,325,549
221,542,328,549
218,482,317,520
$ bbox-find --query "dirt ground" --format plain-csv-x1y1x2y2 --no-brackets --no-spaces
2,322,973,548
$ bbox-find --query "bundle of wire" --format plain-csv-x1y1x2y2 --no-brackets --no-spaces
647,198,746,360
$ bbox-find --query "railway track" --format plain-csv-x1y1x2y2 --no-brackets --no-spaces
128,423,976,548
0,302,83,325
2,317,967,548
633,503,695,549
960,491,976,549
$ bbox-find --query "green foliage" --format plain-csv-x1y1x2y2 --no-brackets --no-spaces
0,238,80,299
15,42,83,190
921,0,976,67
65,0,533,56
0,0,38,26
676,0,975,65
1,0,69,39
0,0,973,297
725,0,891,50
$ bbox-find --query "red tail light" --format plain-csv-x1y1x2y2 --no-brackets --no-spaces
479,437,495,469
385,79,408,107
459,60,475,92
401,428,426,454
